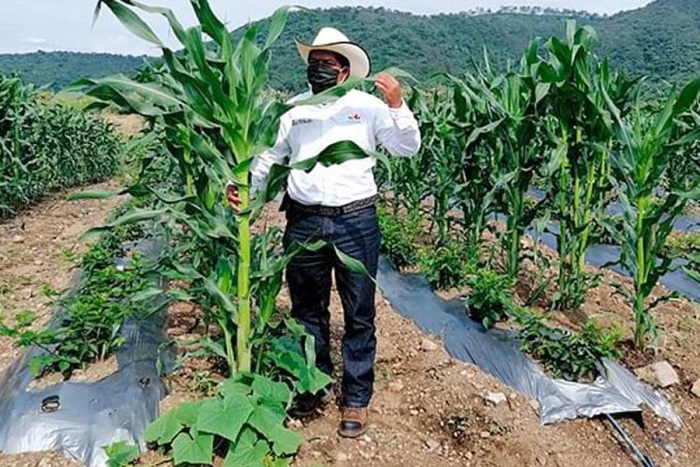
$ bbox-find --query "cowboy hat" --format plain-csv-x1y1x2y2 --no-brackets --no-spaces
295,27,371,79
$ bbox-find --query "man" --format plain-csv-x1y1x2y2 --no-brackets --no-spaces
228,27,421,438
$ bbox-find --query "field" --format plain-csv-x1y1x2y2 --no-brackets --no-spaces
1,1,700,467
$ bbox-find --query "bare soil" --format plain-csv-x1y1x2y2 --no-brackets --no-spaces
101,112,145,137
1,197,699,467
0,181,126,466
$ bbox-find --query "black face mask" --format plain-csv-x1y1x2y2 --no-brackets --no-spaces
307,61,343,94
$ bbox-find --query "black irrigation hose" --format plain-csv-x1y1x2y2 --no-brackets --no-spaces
604,414,656,467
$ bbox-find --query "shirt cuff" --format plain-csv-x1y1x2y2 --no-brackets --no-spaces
388,100,412,119
389,100,415,131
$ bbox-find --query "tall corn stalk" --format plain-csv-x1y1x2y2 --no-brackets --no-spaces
538,22,636,310
603,78,700,348
82,0,371,376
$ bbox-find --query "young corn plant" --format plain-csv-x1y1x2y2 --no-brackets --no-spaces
446,73,503,264
0,75,121,217
537,22,636,310
602,77,700,348
406,88,461,246
465,46,550,279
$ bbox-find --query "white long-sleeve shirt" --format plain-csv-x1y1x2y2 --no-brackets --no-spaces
250,89,421,207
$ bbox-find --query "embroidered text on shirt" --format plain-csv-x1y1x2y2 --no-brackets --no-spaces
292,118,313,126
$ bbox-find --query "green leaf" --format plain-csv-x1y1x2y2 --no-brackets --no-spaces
178,401,205,426
248,402,286,437
131,287,163,303
252,375,292,405
334,245,372,278
673,77,700,116
28,358,45,377
272,458,292,467
172,431,214,466
103,441,139,467
98,0,164,47
196,394,254,442
80,208,166,242
68,190,122,201
223,428,269,467
264,6,305,50
268,424,303,456
202,277,238,323
144,408,184,445
220,378,253,398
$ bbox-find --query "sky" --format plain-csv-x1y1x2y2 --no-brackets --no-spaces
0,0,655,56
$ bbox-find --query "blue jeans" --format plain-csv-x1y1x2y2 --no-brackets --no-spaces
283,204,380,408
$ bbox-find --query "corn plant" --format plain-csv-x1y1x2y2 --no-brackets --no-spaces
447,76,503,263
0,75,121,217
602,77,700,348
77,1,388,463
82,0,367,375
537,22,637,310
406,88,461,246
460,47,551,279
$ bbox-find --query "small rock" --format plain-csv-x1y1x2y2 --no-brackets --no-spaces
420,338,439,352
425,439,440,452
529,400,540,413
20,287,34,300
388,381,404,392
336,452,349,462
479,431,491,439
410,409,419,416
691,378,700,398
311,451,322,459
465,452,474,460
287,418,303,429
12,235,24,244
362,435,372,443
484,391,507,406
636,361,679,388
654,437,678,457
537,454,548,465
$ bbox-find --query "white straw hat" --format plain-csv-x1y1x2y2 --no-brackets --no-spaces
295,27,372,79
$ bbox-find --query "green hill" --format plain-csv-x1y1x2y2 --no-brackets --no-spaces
0,0,698,91
0,51,147,90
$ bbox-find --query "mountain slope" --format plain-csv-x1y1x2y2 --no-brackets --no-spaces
0,51,147,90
0,0,697,91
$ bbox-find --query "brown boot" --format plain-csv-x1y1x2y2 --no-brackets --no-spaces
338,406,369,438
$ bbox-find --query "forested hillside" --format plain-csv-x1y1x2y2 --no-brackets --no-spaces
0,51,146,90
0,0,697,91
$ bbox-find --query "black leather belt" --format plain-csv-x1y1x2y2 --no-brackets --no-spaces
282,194,378,217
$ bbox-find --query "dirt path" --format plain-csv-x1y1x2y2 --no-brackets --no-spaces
0,181,125,372
0,182,125,467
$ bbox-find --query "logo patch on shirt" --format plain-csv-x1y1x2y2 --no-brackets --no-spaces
348,113,362,122
292,118,313,126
